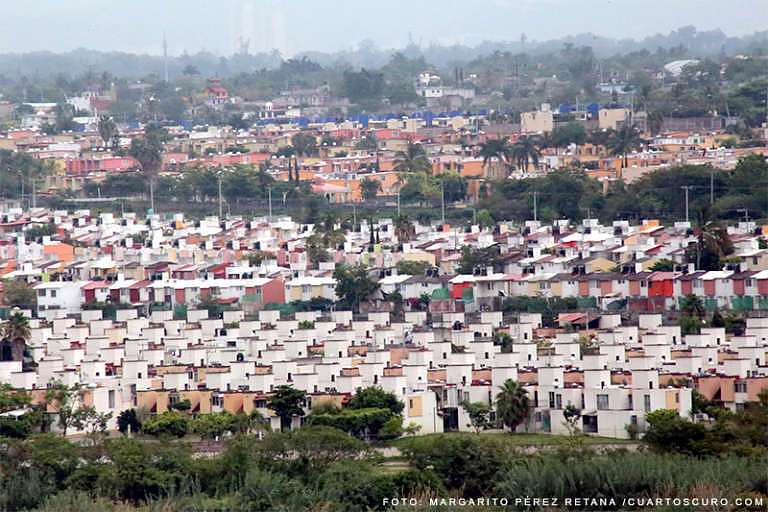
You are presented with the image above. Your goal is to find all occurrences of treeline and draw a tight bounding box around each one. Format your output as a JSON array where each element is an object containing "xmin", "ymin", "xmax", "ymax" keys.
[
  {"xmin": 481, "ymin": 154, "xmax": 768, "ymax": 223},
  {"xmin": 2, "ymin": 428, "xmax": 767, "ymax": 511}
]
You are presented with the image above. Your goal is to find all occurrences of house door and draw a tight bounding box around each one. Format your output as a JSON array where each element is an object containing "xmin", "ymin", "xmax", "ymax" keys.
[{"xmin": 442, "ymin": 407, "xmax": 459, "ymax": 432}]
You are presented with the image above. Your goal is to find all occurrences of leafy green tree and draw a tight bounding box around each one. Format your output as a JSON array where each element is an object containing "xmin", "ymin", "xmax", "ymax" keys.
[
  {"xmin": 401, "ymin": 434, "xmax": 509, "ymax": 497},
  {"xmin": 140, "ymin": 411, "xmax": 189, "ymax": 438},
  {"xmin": 267, "ymin": 385, "xmax": 306, "ymax": 431},
  {"xmin": 192, "ymin": 412, "xmax": 236, "ymax": 439},
  {"xmin": 308, "ymin": 407, "xmax": 396, "ymax": 440},
  {"xmin": 396, "ymin": 259, "xmax": 429, "ymax": 276},
  {"xmin": 550, "ymin": 122, "xmax": 587, "ymax": 149},
  {"xmin": 394, "ymin": 215, "xmax": 416, "ymax": 242},
  {"xmin": 333, "ymin": 264, "xmax": 380, "ymax": 313},
  {"xmin": 649, "ymin": 259, "xmax": 675, "ymax": 271},
  {"xmin": 3, "ymin": 281, "xmax": 37, "ymax": 308},
  {"xmin": 348, "ymin": 387, "xmax": 404, "ymax": 415},
  {"xmin": 643, "ymin": 409, "xmax": 721, "ymax": 456},
  {"xmin": 291, "ymin": 132, "xmax": 317, "ymax": 158},
  {"xmin": 117, "ymin": 409, "xmax": 141, "ymax": 435},
  {"xmin": 461, "ymin": 400, "xmax": 493, "ymax": 433},
  {"xmin": 495, "ymin": 379, "xmax": 530, "ymax": 433},
  {"xmin": 341, "ymin": 69, "xmax": 384, "ymax": 104}
]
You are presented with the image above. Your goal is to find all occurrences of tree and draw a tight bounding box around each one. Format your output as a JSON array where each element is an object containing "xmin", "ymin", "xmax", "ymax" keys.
[
  {"xmin": 192, "ymin": 412, "xmax": 237, "ymax": 439},
  {"xmin": 97, "ymin": 114, "xmax": 117, "ymax": 149},
  {"xmin": 267, "ymin": 385, "xmax": 306, "ymax": 431},
  {"xmin": 360, "ymin": 177, "xmax": 381, "ymax": 201},
  {"xmin": 73, "ymin": 406, "xmax": 112, "ymax": 445},
  {"xmin": 679, "ymin": 294, "xmax": 705, "ymax": 318},
  {"xmin": 2, "ymin": 312, "xmax": 30, "ymax": 347},
  {"xmin": 438, "ymin": 172, "xmax": 468, "ymax": 203},
  {"xmin": 687, "ymin": 222, "xmax": 734, "ymax": 271},
  {"xmin": 394, "ymin": 215, "xmax": 416, "ymax": 243},
  {"xmin": 550, "ymin": 122, "xmax": 587, "ymax": 150},
  {"xmin": 563, "ymin": 404, "xmax": 582, "ymax": 436},
  {"xmin": 291, "ymin": 132, "xmax": 317, "ymax": 158},
  {"xmin": 495, "ymin": 379, "xmax": 530, "ymax": 433},
  {"xmin": 396, "ymin": 260, "xmax": 429, "ymax": 276},
  {"xmin": 140, "ymin": 410, "xmax": 189, "ymax": 438},
  {"xmin": 649, "ymin": 259, "xmax": 675, "ymax": 271},
  {"xmin": 511, "ymin": 136, "xmax": 541, "ymax": 172},
  {"xmin": 348, "ymin": 387, "xmax": 404, "ymax": 415},
  {"xmin": 2, "ymin": 281, "xmax": 37, "ymax": 308},
  {"xmin": 457, "ymin": 245, "xmax": 503, "ymax": 274},
  {"xmin": 394, "ymin": 142, "xmax": 431, "ymax": 174},
  {"xmin": 333, "ymin": 264, "xmax": 380, "ymax": 313},
  {"xmin": 478, "ymin": 138, "xmax": 513, "ymax": 172},
  {"xmin": 128, "ymin": 124, "xmax": 167, "ymax": 212},
  {"xmin": 643, "ymin": 409, "xmax": 721, "ymax": 456},
  {"xmin": 608, "ymin": 123, "xmax": 644, "ymax": 170},
  {"xmin": 342, "ymin": 68, "xmax": 384, "ymax": 103},
  {"xmin": 117, "ymin": 409, "xmax": 141, "ymax": 435},
  {"xmin": 461, "ymin": 401, "xmax": 493, "ymax": 434},
  {"xmin": 476, "ymin": 209, "xmax": 495, "ymax": 229}
]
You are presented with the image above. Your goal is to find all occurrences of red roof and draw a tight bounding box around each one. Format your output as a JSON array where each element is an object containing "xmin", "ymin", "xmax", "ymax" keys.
[{"xmin": 81, "ymin": 281, "xmax": 109, "ymax": 290}]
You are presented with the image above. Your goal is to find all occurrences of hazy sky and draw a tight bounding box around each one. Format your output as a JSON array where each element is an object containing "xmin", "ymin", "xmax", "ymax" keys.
[{"xmin": 3, "ymin": 0, "xmax": 764, "ymax": 56}]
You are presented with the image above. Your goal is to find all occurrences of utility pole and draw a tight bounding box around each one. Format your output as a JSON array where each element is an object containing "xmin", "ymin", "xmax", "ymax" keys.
[
  {"xmin": 737, "ymin": 208, "xmax": 749, "ymax": 223},
  {"xmin": 31, "ymin": 177, "xmax": 36, "ymax": 209},
  {"xmin": 440, "ymin": 180, "xmax": 446, "ymax": 225},
  {"xmin": 353, "ymin": 202, "xmax": 357, "ymax": 228},
  {"xmin": 218, "ymin": 174, "xmax": 223, "ymax": 220},
  {"xmin": 681, "ymin": 186, "xmax": 693, "ymax": 223},
  {"xmin": 710, "ymin": 170, "xmax": 714, "ymax": 205},
  {"xmin": 532, "ymin": 191, "xmax": 538, "ymax": 222},
  {"xmin": 396, "ymin": 190, "xmax": 400, "ymax": 217},
  {"xmin": 267, "ymin": 186, "xmax": 272, "ymax": 220}
]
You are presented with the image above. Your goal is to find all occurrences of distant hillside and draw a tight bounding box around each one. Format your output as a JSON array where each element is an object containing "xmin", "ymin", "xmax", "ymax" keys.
[{"xmin": 0, "ymin": 26, "xmax": 766, "ymax": 80}]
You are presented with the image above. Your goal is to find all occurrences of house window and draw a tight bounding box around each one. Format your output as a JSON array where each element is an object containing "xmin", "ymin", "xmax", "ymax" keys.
[
  {"xmin": 50, "ymin": 290, "xmax": 57, "ymax": 298},
  {"xmin": 548, "ymin": 391, "xmax": 555, "ymax": 408},
  {"xmin": 108, "ymin": 390, "xmax": 115, "ymax": 409},
  {"xmin": 734, "ymin": 382, "xmax": 747, "ymax": 393},
  {"xmin": 555, "ymin": 394, "xmax": 562, "ymax": 409},
  {"xmin": 37, "ymin": 289, "xmax": 46, "ymax": 297},
  {"xmin": 596, "ymin": 394, "xmax": 609, "ymax": 410},
  {"xmin": 643, "ymin": 394, "xmax": 651, "ymax": 412}
]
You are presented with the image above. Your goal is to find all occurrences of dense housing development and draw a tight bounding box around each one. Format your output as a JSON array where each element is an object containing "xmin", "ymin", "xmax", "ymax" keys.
[
  {"xmin": 1, "ymin": 207, "xmax": 768, "ymax": 439},
  {"xmin": 1, "ymin": 13, "xmax": 768, "ymax": 510}
]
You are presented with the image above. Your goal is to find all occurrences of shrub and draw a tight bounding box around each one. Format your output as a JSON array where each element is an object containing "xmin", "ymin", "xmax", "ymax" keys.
[{"xmin": 141, "ymin": 411, "xmax": 190, "ymax": 438}]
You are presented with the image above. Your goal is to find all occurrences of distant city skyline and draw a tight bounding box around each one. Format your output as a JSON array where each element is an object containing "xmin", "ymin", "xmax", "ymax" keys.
[{"xmin": 1, "ymin": 0, "xmax": 765, "ymax": 57}]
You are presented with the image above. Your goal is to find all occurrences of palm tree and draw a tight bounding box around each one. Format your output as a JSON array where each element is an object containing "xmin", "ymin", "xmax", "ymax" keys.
[
  {"xmin": 511, "ymin": 136, "xmax": 541, "ymax": 172},
  {"xmin": 2, "ymin": 312, "xmax": 30, "ymax": 346},
  {"xmin": 608, "ymin": 121, "xmax": 644, "ymax": 171},
  {"xmin": 97, "ymin": 114, "xmax": 117, "ymax": 149},
  {"xmin": 495, "ymin": 379, "xmax": 530, "ymax": 433},
  {"xmin": 394, "ymin": 142, "xmax": 431, "ymax": 175},
  {"xmin": 394, "ymin": 215, "xmax": 416, "ymax": 243},
  {"xmin": 360, "ymin": 177, "xmax": 382, "ymax": 202},
  {"xmin": 1, "ymin": 312, "xmax": 30, "ymax": 362},
  {"xmin": 679, "ymin": 295, "xmax": 705, "ymax": 318},
  {"xmin": 129, "ymin": 124, "xmax": 166, "ymax": 212},
  {"xmin": 478, "ymin": 138, "xmax": 513, "ymax": 175}
]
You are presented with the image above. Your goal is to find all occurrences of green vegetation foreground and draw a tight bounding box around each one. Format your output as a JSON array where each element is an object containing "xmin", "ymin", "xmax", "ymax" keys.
[{"xmin": 1, "ymin": 425, "xmax": 767, "ymax": 511}]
